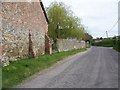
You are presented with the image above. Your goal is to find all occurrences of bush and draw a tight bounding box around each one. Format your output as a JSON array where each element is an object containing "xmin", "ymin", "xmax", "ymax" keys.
[
  {"xmin": 113, "ymin": 39, "xmax": 120, "ymax": 52},
  {"xmin": 92, "ymin": 39, "xmax": 113, "ymax": 47}
]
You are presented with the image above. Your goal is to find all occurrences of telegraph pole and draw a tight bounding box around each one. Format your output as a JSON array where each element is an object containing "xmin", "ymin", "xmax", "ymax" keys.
[{"xmin": 106, "ymin": 31, "xmax": 108, "ymax": 38}]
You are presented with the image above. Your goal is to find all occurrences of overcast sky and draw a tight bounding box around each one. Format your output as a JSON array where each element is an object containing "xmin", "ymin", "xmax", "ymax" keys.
[{"xmin": 42, "ymin": 0, "xmax": 119, "ymax": 38}]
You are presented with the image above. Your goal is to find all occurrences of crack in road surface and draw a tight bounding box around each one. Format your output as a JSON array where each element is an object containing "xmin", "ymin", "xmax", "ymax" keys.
[{"xmin": 17, "ymin": 46, "xmax": 118, "ymax": 88}]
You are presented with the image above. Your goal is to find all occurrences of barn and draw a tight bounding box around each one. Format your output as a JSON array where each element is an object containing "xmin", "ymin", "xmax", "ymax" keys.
[{"xmin": 1, "ymin": 0, "xmax": 49, "ymax": 66}]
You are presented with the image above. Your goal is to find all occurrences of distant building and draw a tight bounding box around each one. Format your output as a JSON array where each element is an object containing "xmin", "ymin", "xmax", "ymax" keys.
[{"xmin": 118, "ymin": 1, "xmax": 120, "ymax": 35}]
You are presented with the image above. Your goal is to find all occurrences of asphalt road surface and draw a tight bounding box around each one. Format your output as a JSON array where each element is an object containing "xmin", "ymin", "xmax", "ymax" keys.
[{"xmin": 17, "ymin": 46, "xmax": 119, "ymax": 88}]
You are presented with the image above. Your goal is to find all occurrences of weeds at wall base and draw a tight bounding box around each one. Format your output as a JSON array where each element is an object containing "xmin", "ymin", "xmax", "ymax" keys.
[{"xmin": 2, "ymin": 48, "xmax": 86, "ymax": 88}]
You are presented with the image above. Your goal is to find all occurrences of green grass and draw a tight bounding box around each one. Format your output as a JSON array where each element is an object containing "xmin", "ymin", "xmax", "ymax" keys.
[
  {"xmin": 86, "ymin": 45, "xmax": 91, "ymax": 48},
  {"xmin": 2, "ymin": 48, "xmax": 86, "ymax": 88},
  {"xmin": 0, "ymin": 68, "xmax": 2, "ymax": 90}
]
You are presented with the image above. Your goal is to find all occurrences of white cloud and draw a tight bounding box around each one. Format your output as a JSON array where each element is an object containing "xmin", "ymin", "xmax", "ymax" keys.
[{"xmin": 42, "ymin": 0, "xmax": 119, "ymax": 38}]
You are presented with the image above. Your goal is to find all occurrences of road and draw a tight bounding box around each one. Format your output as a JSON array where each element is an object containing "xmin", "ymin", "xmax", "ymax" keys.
[{"xmin": 17, "ymin": 46, "xmax": 119, "ymax": 88}]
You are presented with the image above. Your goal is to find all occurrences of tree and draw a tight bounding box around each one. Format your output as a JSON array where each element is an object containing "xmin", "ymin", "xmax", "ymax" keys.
[
  {"xmin": 82, "ymin": 33, "xmax": 93, "ymax": 41},
  {"xmin": 100, "ymin": 37, "xmax": 103, "ymax": 40},
  {"xmin": 47, "ymin": 2, "xmax": 85, "ymax": 40}
]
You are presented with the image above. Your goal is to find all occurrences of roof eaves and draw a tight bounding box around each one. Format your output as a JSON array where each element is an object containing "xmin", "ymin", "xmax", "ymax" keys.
[{"xmin": 39, "ymin": 0, "xmax": 49, "ymax": 24}]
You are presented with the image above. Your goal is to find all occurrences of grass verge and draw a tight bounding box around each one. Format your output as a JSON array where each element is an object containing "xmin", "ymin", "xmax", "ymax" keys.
[{"xmin": 2, "ymin": 48, "xmax": 86, "ymax": 88}]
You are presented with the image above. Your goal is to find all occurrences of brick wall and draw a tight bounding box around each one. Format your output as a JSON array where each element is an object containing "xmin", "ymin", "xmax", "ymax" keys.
[{"xmin": 1, "ymin": 2, "xmax": 48, "ymax": 66}]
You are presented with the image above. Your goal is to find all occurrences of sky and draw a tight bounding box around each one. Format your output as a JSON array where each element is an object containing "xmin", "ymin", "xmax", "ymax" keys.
[{"xmin": 42, "ymin": 0, "xmax": 119, "ymax": 38}]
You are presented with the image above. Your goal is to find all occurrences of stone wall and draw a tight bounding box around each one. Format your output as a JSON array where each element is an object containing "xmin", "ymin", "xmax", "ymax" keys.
[
  {"xmin": 1, "ymin": 2, "xmax": 48, "ymax": 66},
  {"xmin": 57, "ymin": 39, "xmax": 86, "ymax": 52},
  {"xmin": 0, "ymin": 2, "xmax": 2, "ymax": 66}
]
